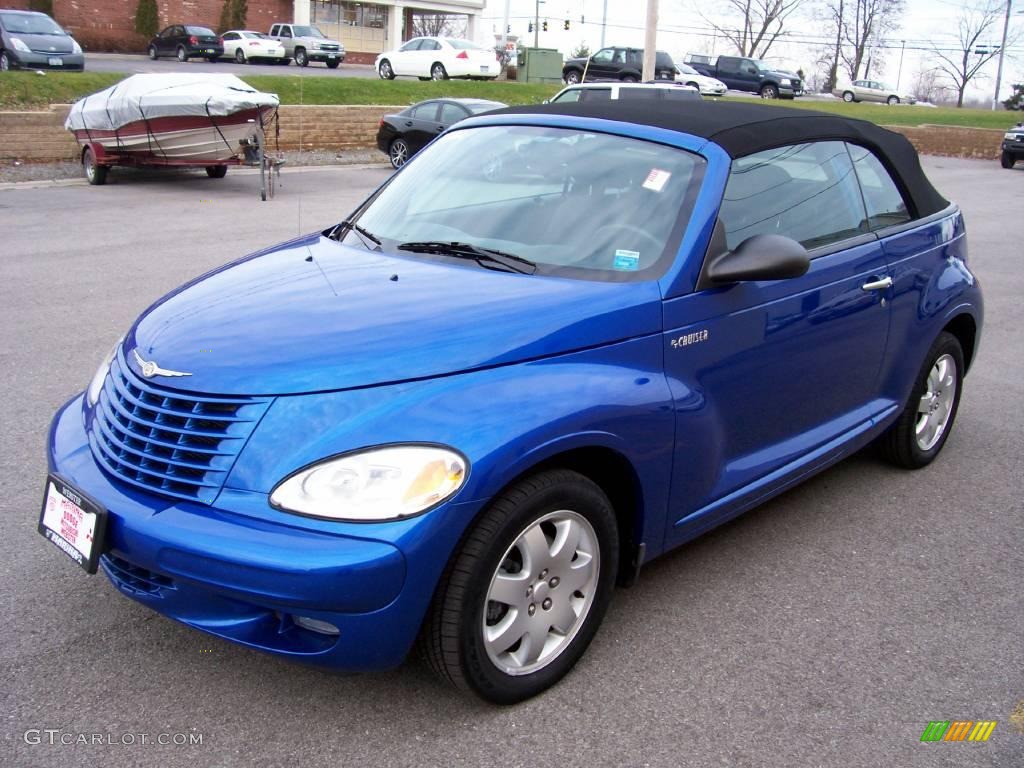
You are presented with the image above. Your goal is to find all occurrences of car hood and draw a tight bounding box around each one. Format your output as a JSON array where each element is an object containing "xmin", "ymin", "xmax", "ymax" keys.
[
  {"xmin": 566, "ymin": 56, "xmax": 588, "ymax": 68},
  {"xmin": 126, "ymin": 234, "xmax": 663, "ymax": 396},
  {"xmin": 768, "ymin": 68, "xmax": 800, "ymax": 81},
  {"xmin": 10, "ymin": 32, "xmax": 74, "ymax": 53}
]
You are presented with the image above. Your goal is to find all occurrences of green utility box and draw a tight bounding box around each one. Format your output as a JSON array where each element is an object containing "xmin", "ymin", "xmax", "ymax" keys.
[{"xmin": 516, "ymin": 47, "xmax": 564, "ymax": 83}]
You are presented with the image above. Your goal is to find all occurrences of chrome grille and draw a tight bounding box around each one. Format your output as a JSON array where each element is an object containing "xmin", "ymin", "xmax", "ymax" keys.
[{"xmin": 88, "ymin": 350, "xmax": 269, "ymax": 504}]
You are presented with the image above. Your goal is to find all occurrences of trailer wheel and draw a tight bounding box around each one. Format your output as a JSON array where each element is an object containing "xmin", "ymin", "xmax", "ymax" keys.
[
  {"xmin": 83, "ymin": 147, "xmax": 107, "ymax": 186},
  {"xmin": 205, "ymin": 165, "xmax": 228, "ymax": 179}
]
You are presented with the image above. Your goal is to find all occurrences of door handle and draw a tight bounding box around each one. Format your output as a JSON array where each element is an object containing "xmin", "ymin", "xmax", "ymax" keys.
[{"xmin": 861, "ymin": 276, "xmax": 893, "ymax": 291}]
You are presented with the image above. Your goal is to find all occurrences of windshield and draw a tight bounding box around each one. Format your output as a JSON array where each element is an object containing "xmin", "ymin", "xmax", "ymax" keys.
[
  {"xmin": 292, "ymin": 25, "xmax": 326, "ymax": 38},
  {"xmin": 447, "ymin": 39, "xmax": 487, "ymax": 50},
  {"xmin": 465, "ymin": 101, "xmax": 505, "ymax": 114},
  {"xmin": 348, "ymin": 125, "xmax": 705, "ymax": 281},
  {"xmin": 677, "ymin": 63, "xmax": 698, "ymax": 75},
  {"xmin": 243, "ymin": 32, "xmax": 270, "ymax": 39},
  {"xmin": 1, "ymin": 12, "xmax": 65, "ymax": 35}
]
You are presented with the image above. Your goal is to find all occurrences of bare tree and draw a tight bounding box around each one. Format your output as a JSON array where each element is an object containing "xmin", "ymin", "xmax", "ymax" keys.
[
  {"xmin": 701, "ymin": 0, "xmax": 807, "ymax": 59},
  {"xmin": 412, "ymin": 14, "xmax": 466, "ymax": 38},
  {"xmin": 928, "ymin": 1, "xmax": 1018, "ymax": 108},
  {"xmin": 841, "ymin": 0, "xmax": 904, "ymax": 81},
  {"xmin": 912, "ymin": 66, "xmax": 948, "ymax": 103}
]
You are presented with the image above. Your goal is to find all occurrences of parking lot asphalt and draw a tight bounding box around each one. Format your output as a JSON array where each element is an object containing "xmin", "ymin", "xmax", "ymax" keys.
[{"xmin": 1, "ymin": 158, "xmax": 1021, "ymax": 768}]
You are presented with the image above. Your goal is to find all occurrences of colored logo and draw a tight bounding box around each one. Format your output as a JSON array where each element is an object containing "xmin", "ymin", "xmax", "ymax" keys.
[{"xmin": 920, "ymin": 720, "xmax": 997, "ymax": 742}]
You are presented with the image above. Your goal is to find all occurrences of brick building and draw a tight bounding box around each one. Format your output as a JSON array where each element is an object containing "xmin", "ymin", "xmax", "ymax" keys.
[{"xmin": 7, "ymin": 0, "xmax": 485, "ymax": 63}]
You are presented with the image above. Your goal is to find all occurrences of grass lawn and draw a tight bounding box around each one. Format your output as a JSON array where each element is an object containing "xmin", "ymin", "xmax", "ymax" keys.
[{"xmin": 0, "ymin": 70, "xmax": 1017, "ymax": 130}]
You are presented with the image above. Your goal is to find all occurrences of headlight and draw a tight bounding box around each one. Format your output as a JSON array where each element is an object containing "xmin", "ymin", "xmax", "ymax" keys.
[
  {"xmin": 86, "ymin": 337, "xmax": 123, "ymax": 407},
  {"xmin": 780, "ymin": 78, "xmax": 791, "ymax": 85},
  {"xmin": 311, "ymin": 41, "xmax": 322, "ymax": 49},
  {"xmin": 1006, "ymin": 132, "xmax": 1020, "ymax": 140},
  {"xmin": 11, "ymin": 37, "xmax": 30, "ymax": 52},
  {"xmin": 71, "ymin": 39, "xmax": 82, "ymax": 54},
  {"xmin": 270, "ymin": 445, "xmax": 467, "ymax": 521}
]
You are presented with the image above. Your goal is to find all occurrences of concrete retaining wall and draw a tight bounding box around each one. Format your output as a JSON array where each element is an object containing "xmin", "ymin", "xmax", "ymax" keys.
[{"xmin": 0, "ymin": 104, "xmax": 1010, "ymax": 163}]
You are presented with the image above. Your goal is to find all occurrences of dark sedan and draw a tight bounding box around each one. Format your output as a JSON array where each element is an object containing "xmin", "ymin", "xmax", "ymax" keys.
[
  {"xmin": 377, "ymin": 98, "xmax": 505, "ymax": 168},
  {"xmin": 147, "ymin": 25, "xmax": 223, "ymax": 63}
]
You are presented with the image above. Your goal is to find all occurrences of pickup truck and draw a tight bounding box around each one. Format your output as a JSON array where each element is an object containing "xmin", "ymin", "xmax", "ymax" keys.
[
  {"xmin": 268, "ymin": 22, "xmax": 345, "ymax": 68},
  {"xmin": 685, "ymin": 55, "xmax": 802, "ymax": 99}
]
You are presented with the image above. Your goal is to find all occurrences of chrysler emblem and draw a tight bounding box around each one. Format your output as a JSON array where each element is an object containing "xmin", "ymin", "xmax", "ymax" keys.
[{"xmin": 132, "ymin": 348, "xmax": 192, "ymax": 378}]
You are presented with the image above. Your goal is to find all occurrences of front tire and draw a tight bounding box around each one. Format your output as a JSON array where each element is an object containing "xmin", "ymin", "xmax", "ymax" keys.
[
  {"xmin": 564, "ymin": 69, "xmax": 581, "ymax": 85},
  {"xmin": 83, "ymin": 147, "xmax": 107, "ymax": 186},
  {"xmin": 388, "ymin": 138, "xmax": 410, "ymax": 169},
  {"xmin": 294, "ymin": 48, "xmax": 308, "ymax": 67},
  {"xmin": 205, "ymin": 165, "xmax": 228, "ymax": 178},
  {"xmin": 421, "ymin": 469, "xmax": 619, "ymax": 704},
  {"xmin": 877, "ymin": 332, "xmax": 964, "ymax": 469},
  {"xmin": 325, "ymin": 59, "xmax": 340, "ymax": 69},
  {"xmin": 378, "ymin": 59, "xmax": 395, "ymax": 79},
  {"xmin": 147, "ymin": 45, "xmax": 158, "ymax": 60},
  {"xmin": 1001, "ymin": 151, "xmax": 1016, "ymax": 169},
  {"xmin": 621, "ymin": 74, "xmax": 639, "ymax": 83},
  {"xmin": 760, "ymin": 83, "xmax": 779, "ymax": 99}
]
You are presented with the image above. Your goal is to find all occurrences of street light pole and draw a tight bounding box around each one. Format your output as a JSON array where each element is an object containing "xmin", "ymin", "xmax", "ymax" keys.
[
  {"xmin": 992, "ymin": 0, "xmax": 1012, "ymax": 110},
  {"xmin": 534, "ymin": 0, "xmax": 539, "ymax": 48},
  {"xmin": 600, "ymin": 0, "xmax": 608, "ymax": 48},
  {"xmin": 896, "ymin": 40, "xmax": 905, "ymax": 92}
]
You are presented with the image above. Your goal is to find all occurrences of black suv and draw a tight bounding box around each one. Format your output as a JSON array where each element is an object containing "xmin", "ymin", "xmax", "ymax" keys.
[
  {"xmin": 1001, "ymin": 122, "xmax": 1024, "ymax": 169},
  {"xmin": 562, "ymin": 47, "xmax": 677, "ymax": 84}
]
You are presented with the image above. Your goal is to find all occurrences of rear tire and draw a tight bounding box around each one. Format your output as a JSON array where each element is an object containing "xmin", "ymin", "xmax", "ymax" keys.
[
  {"xmin": 420, "ymin": 469, "xmax": 619, "ymax": 704},
  {"xmin": 206, "ymin": 56, "xmax": 218, "ymax": 63},
  {"xmin": 205, "ymin": 165, "xmax": 228, "ymax": 179},
  {"xmin": 887, "ymin": 95, "xmax": 899, "ymax": 105},
  {"xmin": 83, "ymin": 147, "xmax": 107, "ymax": 186},
  {"xmin": 294, "ymin": 48, "xmax": 308, "ymax": 67},
  {"xmin": 621, "ymin": 74, "xmax": 639, "ymax": 83},
  {"xmin": 388, "ymin": 138, "xmax": 410, "ymax": 169},
  {"xmin": 1001, "ymin": 151, "xmax": 1016, "ymax": 169},
  {"xmin": 176, "ymin": 46, "xmax": 187, "ymax": 62},
  {"xmin": 430, "ymin": 62, "xmax": 448, "ymax": 80},
  {"xmin": 234, "ymin": 49, "xmax": 246, "ymax": 64},
  {"xmin": 877, "ymin": 332, "xmax": 964, "ymax": 469}
]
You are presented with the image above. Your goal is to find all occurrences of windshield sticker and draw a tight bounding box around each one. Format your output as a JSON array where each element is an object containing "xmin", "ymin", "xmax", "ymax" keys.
[
  {"xmin": 643, "ymin": 169, "xmax": 671, "ymax": 192},
  {"xmin": 613, "ymin": 249, "xmax": 640, "ymax": 271}
]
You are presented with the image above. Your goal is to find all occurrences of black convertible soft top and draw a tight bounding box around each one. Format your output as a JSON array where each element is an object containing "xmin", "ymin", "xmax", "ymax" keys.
[{"xmin": 487, "ymin": 100, "xmax": 950, "ymax": 219}]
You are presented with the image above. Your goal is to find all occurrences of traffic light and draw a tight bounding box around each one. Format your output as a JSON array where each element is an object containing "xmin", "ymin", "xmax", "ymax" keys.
[
  {"xmin": 564, "ymin": 19, "xmax": 570, "ymax": 30},
  {"xmin": 542, "ymin": 21, "xmax": 548, "ymax": 32},
  {"xmin": 507, "ymin": 25, "xmax": 511, "ymax": 34},
  {"xmin": 528, "ymin": 22, "xmax": 533, "ymax": 32}
]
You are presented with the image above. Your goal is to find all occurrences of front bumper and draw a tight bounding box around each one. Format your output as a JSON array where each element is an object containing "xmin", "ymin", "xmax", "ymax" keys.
[
  {"xmin": 6, "ymin": 50, "xmax": 84, "ymax": 70},
  {"xmin": 46, "ymin": 394, "xmax": 482, "ymax": 670},
  {"xmin": 1002, "ymin": 138, "xmax": 1024, "ymax": 157},
  {"xmin": 308, "ymin": 49, "xmax": 345, "ymax": 63}
]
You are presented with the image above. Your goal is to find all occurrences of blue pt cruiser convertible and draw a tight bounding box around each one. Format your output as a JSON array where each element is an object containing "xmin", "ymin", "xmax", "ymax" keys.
[{"xmin": 41, "ymin": 101, "xmax": 983, "ymax": 703}]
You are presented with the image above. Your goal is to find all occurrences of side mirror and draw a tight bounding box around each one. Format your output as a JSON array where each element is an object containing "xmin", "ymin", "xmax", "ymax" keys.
[{"xmin": 705, "ymin": 234, "xmax": 810, "ymax": 284}]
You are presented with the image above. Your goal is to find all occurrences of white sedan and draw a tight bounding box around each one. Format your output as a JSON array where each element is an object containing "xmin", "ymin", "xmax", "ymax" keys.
[
  {"xmin": 675, "ymin": 63, "xmax": 727, "ymax": 97},
  {"xmin": 376, "ymin": 37, "xmax": 498, "ymax": 81},
  {"xmin": 220, "ymin": 30, "xmax": 286, "ymax": 64}
]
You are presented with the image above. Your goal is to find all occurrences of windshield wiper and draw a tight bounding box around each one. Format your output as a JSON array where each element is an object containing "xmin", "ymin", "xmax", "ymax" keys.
[
  {"xmin": 397, "ymin": 241, "xmax": 536, "ymax": 274},
  {"xmin": 332, "ymin": 219, "xmax": 381, "ymax": 250}
]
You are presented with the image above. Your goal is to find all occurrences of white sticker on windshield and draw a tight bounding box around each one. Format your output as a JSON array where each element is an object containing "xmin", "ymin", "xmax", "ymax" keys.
[{"xmin": 643, "ymin": 169, "xmax": 671, "ymax": 192}]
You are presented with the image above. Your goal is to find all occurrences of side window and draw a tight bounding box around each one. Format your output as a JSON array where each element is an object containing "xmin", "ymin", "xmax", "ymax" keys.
[
  {"xmin": 847, "ymin": 144, "xmax": 911, "ymax": 229},
  {"xmin": 423, "ymin": 40, "xmax": 441, "ymax": 51},
  {"xmin": 409, "ymin": 102, "xmax": 439, "ymax": 120},
  {"xmin": 439, "ymin": 103, "xmax": 467, "ymax": 123},
  {"xmin": 717, "ymin": 57, "xmax": 738, "ymax": 74},
  {"xmin": 400, "ymin": 39, "xmax": 421, "ymax": 51},
  {"xmin": 270, "ymin": 25, "xmax": 279, "ymax": 36},
  {"xmin": 591, "ymin": 48, "xmax": 613, "ymax": 63},
  {"xmin": 551, "ymin": 88, "xmax": 582, "ymax": 103},
  {"xmin": 579, "ymin": 88, "xmax": 612, "ymax": 102},
  {"xmin": 617, "ymin": 87, "xmax": 657, "ymax": 100},
  {"xmin": 281, "ymin": 26, "xmax": 292, "ymax": 38},
  {"xmin": 720, "ymin": 141, "xmax": 868, "ymax": 251},
  {"xmin": 223, "ymin": 32, "xmax": 238, "ymax": 41}
]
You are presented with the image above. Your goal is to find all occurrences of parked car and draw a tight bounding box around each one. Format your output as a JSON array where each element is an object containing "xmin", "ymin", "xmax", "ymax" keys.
[
  {"xmin": 674, "ymin": 62, "xmax": 727, "ymax": 96},
  {"xmin": 268, "ymin": 22, "xmax": 344, "ymax": 68},
  {"xmin": 377, "ymin": 98, "xmax": 505, "ymax": 168},
  {"xmin": 834, "ymin": 79, "xmax": 916, "ymax": 105},
  {"xmin": 686, "ymin": 54, "xmax": 803, "ymax": 98},
  {"xmin": 0, "ymin": 9, "xmax": 83, "ymax": 71},
  {"xmin": 1001, "ymin": 122, "xmax": 1024, "ymax": 168},
  {"xmin": 376, "ymin": 37, "xmax": 498, "ymax": 81},
  {"xmin": 220, "ymin": 30, "xmax": 285, "ymax": 64},
  {"xmin": 547, "ymin": 82, "xmax": 700, "ymax": 104},
  {"xmin": 40, "ymin": 100, "xmax": 982, "ymax": 704},
  {"xmin": 562, "ymin": 47, "xmax": 677, "ymax": 84},
  {"xmin": 147, "ymin": 25, "xmax": 223, "ymax": 62}
]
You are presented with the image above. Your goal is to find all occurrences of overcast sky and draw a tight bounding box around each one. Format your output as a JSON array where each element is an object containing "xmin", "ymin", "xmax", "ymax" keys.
[{"xmin": 479, "ymin": 0, "xmax": 1023, "ymax": 104}]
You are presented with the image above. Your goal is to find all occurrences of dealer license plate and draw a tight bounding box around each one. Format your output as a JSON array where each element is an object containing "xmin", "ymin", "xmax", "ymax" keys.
[
  {"xmin": 48, "ymin": 57, "xmax": 62, "ymax": 66},
  {"xmin": 480, "ymin": 66, "xmax": 489, "ymax": 73},
  {"xmin": 38, "ymin": 475, "xmax": 107, "ymax": 573}
]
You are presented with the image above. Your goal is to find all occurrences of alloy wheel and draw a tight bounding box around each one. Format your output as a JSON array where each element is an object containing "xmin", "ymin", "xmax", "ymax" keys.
[
  {"xmin": 482, "ymin": 510, "xmax": 599, "ymax": 676},
  {"xmin": 915, "ymin": 354, "xmax": 957, "ymax": 451},
  {"xmin": 389, "ymin": 140, "xmax": 408, "ymax": 168}
]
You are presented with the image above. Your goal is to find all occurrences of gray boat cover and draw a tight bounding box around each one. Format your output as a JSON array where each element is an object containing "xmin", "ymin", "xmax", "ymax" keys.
[{"xmin": 65, "ymin": 73, "xmax": 279, "ymax": 131}]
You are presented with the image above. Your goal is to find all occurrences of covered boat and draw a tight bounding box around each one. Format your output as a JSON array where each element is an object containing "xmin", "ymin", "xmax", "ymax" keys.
[{"xmin": 65, "ymin": 73, "xmax": 280, "ymax": 170}]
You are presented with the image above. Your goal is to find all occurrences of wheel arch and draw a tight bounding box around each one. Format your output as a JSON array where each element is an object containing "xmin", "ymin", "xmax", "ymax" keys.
[{"xmin": 942, "ymin": 312, "xmax": 978, "ymax": 372}]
